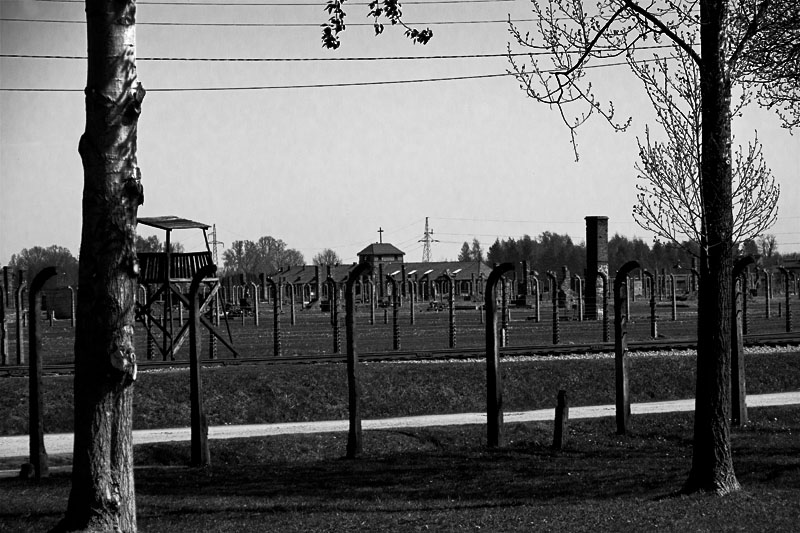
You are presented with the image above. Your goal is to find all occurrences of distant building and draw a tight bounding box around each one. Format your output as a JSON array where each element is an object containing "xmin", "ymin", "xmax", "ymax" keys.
[
  {"xmin": 357, "ymin": 243, "xmax": 405, "ymax": 268},
  {"xmin": 265, "ymin": 241, "xmax": 492, "ymax": 306}
]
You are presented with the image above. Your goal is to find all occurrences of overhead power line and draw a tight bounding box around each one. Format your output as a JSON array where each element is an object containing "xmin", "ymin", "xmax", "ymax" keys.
[
  {"xmin": 28, "ymin": 0, "xmax": 518, "ymax": 5},
  {"xmin": 0, "ymin": 58, "xmax": 663, "ymax": 92},
  {"xmin": 1, "ymin": 72, "xmax": 515, "ymax": 92},
  {"xmin": 2, "ymin": 17, "xmax": 540, "ymax": 27},
  {"xmin": 0, "ymin": 45, "xmax": 675, "ymax": 62}
]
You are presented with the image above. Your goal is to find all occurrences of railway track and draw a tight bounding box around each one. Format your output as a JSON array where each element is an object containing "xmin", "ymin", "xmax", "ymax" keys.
[{"xmin": 2, "ymin": 331, "xmax": 798, "ymax": 377}]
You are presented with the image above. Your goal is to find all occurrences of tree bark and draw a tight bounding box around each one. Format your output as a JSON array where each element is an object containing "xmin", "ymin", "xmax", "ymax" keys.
[
  {"xmin": 55, "ymin": 1, "xmax": 143, "ymax": 531},
  {"xmin": 684, "ymin": 0, "xmax": 740, "ymax": 495}
]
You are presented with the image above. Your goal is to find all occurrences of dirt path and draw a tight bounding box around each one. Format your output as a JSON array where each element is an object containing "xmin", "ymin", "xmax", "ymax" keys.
[{"xmin": 2, "ymin": 391, "xmax": 798, "ymax": 464}]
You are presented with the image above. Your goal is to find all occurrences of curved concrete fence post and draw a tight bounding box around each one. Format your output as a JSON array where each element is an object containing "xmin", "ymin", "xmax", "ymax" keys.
[
  {"xmin": 485, "ymin": 262, "xmax": 514, "ymax": 448},
  {"xmin": 27, "ymin": 266, "xmax": 57, "ymax": 480},
  {"xmin": 189, "ymin": 264, "xmax": 216, "ymax": 467},
  {"xmin": 732, "ymin": 256, "xmax": 755, "ymax": 427},
  {"xmin": 345, "ymin": 262, "xmax": 371, "ymax": 459},
  {"xmin": 615, "ymin": 260, "xmax": 640, "ymax": 435}
]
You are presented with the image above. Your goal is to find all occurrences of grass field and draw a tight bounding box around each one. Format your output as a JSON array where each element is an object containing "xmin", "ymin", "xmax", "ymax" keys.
[
  {"xmin": 1, "ymin": 347, "xmax": 799, "ymax": 531},
  {"xmin": 5, "ymin": 294, "xmax": 795, "ymax": 365}
]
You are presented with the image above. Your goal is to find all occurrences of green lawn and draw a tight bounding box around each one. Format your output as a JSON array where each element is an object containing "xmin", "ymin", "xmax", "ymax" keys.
[{"xmin": 1, "ymin": 349, "xmax": 798, "ymax": 531}]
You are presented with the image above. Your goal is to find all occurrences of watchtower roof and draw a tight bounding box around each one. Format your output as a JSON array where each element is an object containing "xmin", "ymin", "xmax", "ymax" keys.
[
  {"xmin": 138, "ymin": 216, "xmax": 210, "ymax": 231},
  {"xmin": 357, "ymin": 243, "xmax": 405, "ymax": 257}
]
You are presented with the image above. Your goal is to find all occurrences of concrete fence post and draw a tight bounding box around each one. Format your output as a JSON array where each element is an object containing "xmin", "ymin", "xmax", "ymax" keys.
[
  {"xmin": 485, "ymin": 263, "xmax": 514, "ymax": 448},
  {"xmin": 26, "ymin": 266, "xmax": 57, "ymax": 480},
  {"xmin": 615, "ymin": 261, "xmax": 640, "ymax": 435}
]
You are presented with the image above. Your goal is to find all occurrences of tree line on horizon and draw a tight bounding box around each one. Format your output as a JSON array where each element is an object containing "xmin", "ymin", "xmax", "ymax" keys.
[{"xmin": 3, "ymin": 231, "xmax": 789, "ymax": 292}]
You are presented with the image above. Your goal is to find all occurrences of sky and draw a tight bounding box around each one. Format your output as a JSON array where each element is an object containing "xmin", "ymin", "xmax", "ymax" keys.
[{"xmin": 1, "ymin": 0, "xmax": 798, "ymax": 268}]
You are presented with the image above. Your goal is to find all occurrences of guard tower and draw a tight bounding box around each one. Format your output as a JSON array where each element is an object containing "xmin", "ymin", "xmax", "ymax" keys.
[{"xmin": 136, "ymin": 216, "xmax": 235, "ymax": 360}]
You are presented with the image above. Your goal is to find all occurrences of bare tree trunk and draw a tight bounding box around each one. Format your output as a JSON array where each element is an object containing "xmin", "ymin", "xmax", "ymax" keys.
[
  {"xmin": 55, "ymin": 1, "xmax": 144, "ymax": 531},
  {"xmin": 685, "ymin": 0, "xmax": 739, "ymax": 495}
]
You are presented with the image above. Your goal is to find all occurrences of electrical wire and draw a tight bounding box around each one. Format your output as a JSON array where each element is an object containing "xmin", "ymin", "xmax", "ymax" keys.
[
  {"xmin": 0, "ymin": 58, "xmax": 668, "ymax": 92},
  {"xmin": 0, "ymin": 44, "xmax": 676, "ymax": 62},
  {"xmin": 1, "ymin": 17, "xmax": 540, "ymax": 27},
  {"xmin": 25, "ymin": 0, "xmax": 519, "ymax": 5}
]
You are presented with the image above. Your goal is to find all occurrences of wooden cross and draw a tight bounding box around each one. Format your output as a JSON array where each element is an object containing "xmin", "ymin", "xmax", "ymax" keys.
[{"xmin": 378, "ymin": 227, "xmax": 384, "ymax": 243}]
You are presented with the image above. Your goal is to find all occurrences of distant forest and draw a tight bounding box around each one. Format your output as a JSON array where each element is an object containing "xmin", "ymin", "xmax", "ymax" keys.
[{"xmin": 482, "ymin": 232, "xmax": 787, "ymax": 277}]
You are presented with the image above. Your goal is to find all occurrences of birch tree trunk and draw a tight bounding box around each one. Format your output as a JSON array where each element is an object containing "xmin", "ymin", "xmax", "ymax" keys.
[
  {"xmin": 685, "ymin": 0, "xmax": 739, "ymax": 495},
  {"xmin": 55, "ymin": 1, "xmax": 144, "ymax": 530}
]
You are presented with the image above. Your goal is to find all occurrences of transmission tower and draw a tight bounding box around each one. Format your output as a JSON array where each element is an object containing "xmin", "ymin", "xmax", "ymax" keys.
[
  {"xmin": 419, "ymin": 217, "xmax": 438, "ymax": 262},
  {"xmin": 209, "ymin": 224, "xmax": 224, "ymax": 266}
]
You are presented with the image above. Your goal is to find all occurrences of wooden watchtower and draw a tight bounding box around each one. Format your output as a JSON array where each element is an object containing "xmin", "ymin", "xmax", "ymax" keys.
[{"xmin": 136, "ymin": 216, "xmax": 236, "ymax": 360}]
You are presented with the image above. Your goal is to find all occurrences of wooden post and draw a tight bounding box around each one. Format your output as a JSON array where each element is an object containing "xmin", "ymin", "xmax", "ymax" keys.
[
  {"xmin": 15, "ymin": 270, "xmax": 26, "ymax": 365},
  {"xmin": 26, "ymin": 267, "xmax": 57, "ymax": 480},
  {"xmin": 346, "ymin": 263, "xmax": 371, "ymax": 459},
  {"xmin": 532, "ymin": 276, "xmax": 540, "ymax": 323},
  {"xmin": 778, "ymin": 267, "xmax": 793, "ymax": 333},
  {"xmin": 670, "ymin": 274, "xmax": 677, "ymax": 321},
  {"xmin": 328, "ymin": 277, "xmax": 340, "ymax": 354},
  {"xmin": 2, "ymin": 266, "xmax": 9, "ymax": 309},
  {"xmin": 369, "ymin": 278, "xmax": 376, "ymax": 326},
  {"xmin": 67, "ymin": 285, "xmax": 76, "ymax": 328},
  {"xmin": 189, "ymin": 264, "xmax": 214, "ymax": 467},
  {"xmin": 552, "ymin": 390, "xmax": 569, "ymax": 450},
  {"xmin": 485, "ymin": 263, "xmax": 513, "ymax": 448},
  {"xmin": 250, "ymin": 282, "xmax": 259, "ymax": 327},
  {"xmin": 449, "ymin": 275, "xmax": 456, "ymax": 348},
  {"xmin": 764, "ymin": 269, "xmax": 771, "ymax": 319},
  {"xmin": 643, "ymin": 271, "xmax": 657, "ymax": 339},
  {"xmin": 265, "ymin": 278, "xmax": 281, "ymax": 357},
  {"xmin": 500, "ymin": 278, "xmax": 508, "ymax": 347},
  {"xmin": 409, "ymin": 278, "xmax": 416, "ymax": 326},
  {"xmin": 290, "ymin": 283, "xmax": 296, "ymax": 326},
  {"xmin": 615, "ymin": 261, "xmax": 640, "ymax": 435},
  {"xmin": 575, "ymin": 275, "xmax": 583, "ymax": 321},
  {"xmin": 387, "ymin": 276, "xmax": 400, "ymax": 350},
  {"xmin": 597, "ymin": 271, "xmax": 609, "ymax": 343},
  {"xmin": 1, "ymin": 291, "xmax": 7, "ymax": 365},
  {"xmin": 547, "ymin": 271, "xmax": 559, "ymax": 345},
  {"xmin": 731, "ymin": 256, "xmax": 754, "ymax": 427}
]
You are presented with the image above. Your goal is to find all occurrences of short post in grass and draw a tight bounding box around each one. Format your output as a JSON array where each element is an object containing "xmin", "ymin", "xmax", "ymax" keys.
[
  {"xmin": 778, "ymin": 267, "xmax": 793, "ymax": 333},
  {"xmin": 546, "ymin": 271, "xmax": 559, "ymax": 345},
  {"xmin": 189, "ymin": 264, "xmax": 214, "ymax": 468},
  {"xmin": 15, "ymin": 270, "xmax": 26, "ymax": 365},
  {"xmin": 26, "ymin": 266, "xmax": 57, "ymax": 480},
  {"xmin": 345, "ymin": 263, "xmax": 371, "ymax": 459},
  {"xmin": 265, "ymin": 277, "xmax": 281, "ymax": 357},
  {"xmin": 552, "ymin": 390, "xmax": 569, "ymax": 450},
  {"xmin": 485, "ymin": 263, "xmax": 514, "ymax": 448},
  {"xmin": 615, "ymin": 261, "xmax": 640, "ymax": 435},
  {"xmin": 732, "ymin": 256, "xmax": 755, "ymax": 427},
  {"xmin": 448, "ymin": 273, "xmax": 456, "ymax": 348},
  {"xmin": 597, "ymin": 271, "xmax": 609, "ymax": 343},
  {"xmin": 386, "ymin": 275, "xmax": 400, "ymax": 350},
  {"xmin": 643, "ymin": 270, "xmax": 657, "ymax": 339}
]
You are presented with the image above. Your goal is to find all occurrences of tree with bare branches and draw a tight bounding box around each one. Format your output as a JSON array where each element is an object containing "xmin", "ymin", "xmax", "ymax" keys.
[
  {"xmin": 508, "ymin": 0, "xmax": 792, "ymax": 495},
  {"xmin": 629, "ymin": 46, "xmax": 780, "ymax": 250}
]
